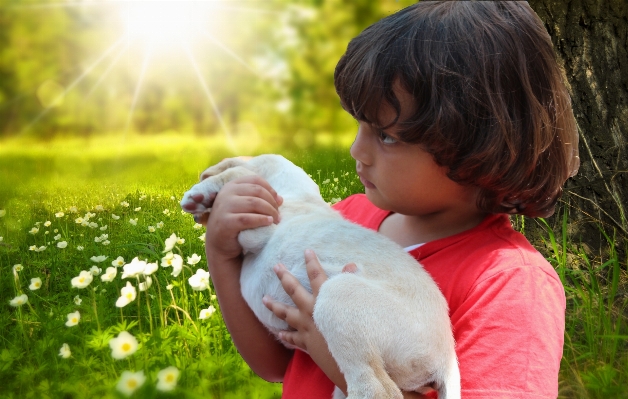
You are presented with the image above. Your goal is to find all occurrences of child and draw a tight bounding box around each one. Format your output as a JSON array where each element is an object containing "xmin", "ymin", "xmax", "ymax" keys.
[{"xmin": 201, "ymin": 2, "xmax": 580, "ymax": 398}]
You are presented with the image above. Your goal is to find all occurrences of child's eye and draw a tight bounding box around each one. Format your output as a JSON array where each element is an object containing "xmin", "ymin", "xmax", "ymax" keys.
[{"xmin": 378, "ymin": 130, "xmax": 398, "ymax": 145}]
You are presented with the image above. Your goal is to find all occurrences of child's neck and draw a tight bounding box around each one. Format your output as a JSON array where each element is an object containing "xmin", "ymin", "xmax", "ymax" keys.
[{"xmin": 378, "ymin": 210, "xmax": 488, "ymax": 247}]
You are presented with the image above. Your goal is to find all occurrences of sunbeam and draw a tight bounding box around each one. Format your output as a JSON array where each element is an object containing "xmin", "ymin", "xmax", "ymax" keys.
[
  {"xmin": 182, "ymin": 43, "xmax": 231, "ymax": 142},
  {"xmin": 199, "ymin": 28, "xmax": 260, "ymax": 77},
  {"xmin": 85, "ymin": 37, "xmax": 128, "ymax": 99},
  {"xmin": 124, "ymin": 47, "xmax": 153, "ymax": 134},
  {"xmin": 22, "ymin": 36, "xmax": 127, "ymax": 133}
]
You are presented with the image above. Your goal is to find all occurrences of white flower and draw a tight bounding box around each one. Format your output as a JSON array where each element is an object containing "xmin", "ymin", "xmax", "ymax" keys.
[
  {"xmin": 112, "ymin": 214, "xmax": 120, "ymax": 220},
  {"xmin": 116, "ymin": 370, "xmax": 145, "ymax": 397},
  {"xmin": 143, "ymin": 262, "xmax": 158, "ymax": 276},
  {"xmin": 71, "ymin": 270, "xmax": 93, "ymax": 289},
  {"xmin": 54, "ymin": 234, "xmax": 61, "ymax": 240},
  {"xmin": 156, "ymin": 221, "xmax": 164, "ymax": 228},
  {"xmin": 65, "ymin": 311, "xmax": 80, "ymax": 327},
  {"xmin": 161, "ymin": 252, "xmax": 183, "ymax": 277},
  {"xmin": 37, "ymin": 245, "xmax": 47, "ymax": 252},
  {"xmin": 0, "ymin": 209, "xmax": 5, "ymax": 217},
  {"xmin": 55, "ymin": 211, "xmax": 65, "ymax": 218},
  {"xmin": 75, "ymin": 217, "xmax": 84, "ymax": 224},
  {"xmin": 29, "ymin": 277, "xmax": 42, "ymax": 291},
  {"xmin": 101, "ymin": 267, "xmax": 117, "ymax": 282},
  {"xmin": 29, "ymin": 245, "xmax": 37, "ymax": 251},
  {"xmin": 163, "ymin": 233, "xmax": 178, "ymax": 252},
  {"xmin": 102, "ymin": 240, "xmax": 110, "ymax": 246},
  {"xmin": 129, "ymin": 218, "xmax": 138, "ymax": 226},
  {"xmin": 134, "ymin": 207, "xmax": 141, "ymax": 212},
  {"xmin": 156, "ymin": 366, "xmax": 180, "ymax": 392},
  {"xmin": 74, "ymin": 295, "xmax": 82, "ymax": 305},
  {"xmin": 95, "ymin": 205, "xmax": 104, "ymax": 211},
  {"xmin": 187, "ymin": 253, "xmax": 202, "ymax": 265},
  {"xmin": 13, "ymin": 264, "xmax": 23, "ymax": 273},
  {"xmin": 45, "ymin": 231, "xmax": 49, "ymax": 235},
  {"xmin": 166, "ymin": 284, "xmax": 173, "ymax": 290},
  {"xmin": 90, "ymin": 265, "xmax": 102, "ymax": 276},
  {"xmin": 88, "ymin": 222, "xmax": 98, "ymax": 228},
  {"xmin": 69, "ymin": 206, "xmax": 78, "ymax": 213},
  {"xmin": 198, "ymin": 234, "xmax": 206, "ymax": 243},
  {"xmin": 116, "ymin": 282, "xmax": 137, "ymax": 307},
  {"xmin": 9, "ymin": 294, "xmax": 28, "ymax": 307},
  {"xmin": 81, "ymin": 220, "xmax": 89, "ymax": 227},
  {"xmin": 57, "ymin": 241, "xmax": 68, "ymax": 249},
  {"xmin": 112, "ymin": 256, "xmax": 125, "ymax": 267},
  {"xmin": 176, "ymin": 237, "xmax": 185, "ymax": 245},
  {"xmin": 109, "ymin": 331, "xmax": 139, "ymax": 359},
  {"xmin": 147, "ymin": 226, "xmax": 156, "ymax": 233},
  {"xmin": 139, "ymin": 276, "xmax": 152, "ymax": 291},
  {"xmin": 59, "ymin": 343, "xmax": 71, "ymax": 358},
  {"xmin": 44, "ymin": 221, "xmax": 51, "ymax": 227},
  {"xmin": 90, "ymin": 255, "xmax": 108, "ymax": 263},
  {"xmin": 77, "ymin": 245, "xmax": 84, "ymax": 251},
  {"xmin": 199, "ymin": 306, "xmax": 216, "ymax": 320},
  {"xmin": 0, "ymin": 236, "xmax": 3, "ymax": 242},
  {"xmin": 120, "ymin": 201, "xmax": 130, "ymax": 208},
  {"xmin": 163, "ymin": 209, "xmax": 170, "ymax": 215},
  {"xmin": 29, "ymin": 227, "xmax": 39, "ymax": 234},
  {"xmin": 188, "ymin": 269, "xmax": 211, "ymax": 291},
  {"xmin": 121, "ymin": 257, "xmax": 146, "ymax": 279},
  {"xmin": 100, "ymin": 225, "xmax": 108, "ymax": 231},
  {"xmin": 193, "ymin": 223, "xmax": 203, "ymax": 230}
]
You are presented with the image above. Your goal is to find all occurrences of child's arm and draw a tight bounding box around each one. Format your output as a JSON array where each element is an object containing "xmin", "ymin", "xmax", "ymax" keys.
[{"xmin": 204, "ymin": 175, "xmax": 293, "ymax": 382}]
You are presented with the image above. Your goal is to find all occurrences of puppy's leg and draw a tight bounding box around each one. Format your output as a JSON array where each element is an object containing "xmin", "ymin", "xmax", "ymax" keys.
[
  {"xmin": 180, "ymin": 166, "xmax": 257, "ymax": 215},
  {"xmin": 314, "ymin": 274, "xmax": 403, "ymax": 399}
]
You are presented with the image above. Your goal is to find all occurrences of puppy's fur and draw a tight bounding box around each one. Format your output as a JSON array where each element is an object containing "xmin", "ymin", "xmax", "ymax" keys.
[{"xmin": 180, "ymin": 155, "xmax": 460, "ymax": 399}]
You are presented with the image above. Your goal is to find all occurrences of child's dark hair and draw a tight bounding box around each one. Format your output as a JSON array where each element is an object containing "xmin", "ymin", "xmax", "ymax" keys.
[{"xmin": 335, "ymin": 1, "xmax": 580, "ymax": 217}]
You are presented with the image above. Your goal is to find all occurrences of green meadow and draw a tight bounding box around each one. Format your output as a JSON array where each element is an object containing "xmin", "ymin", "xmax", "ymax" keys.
[{"xmin": 0, "ymin": 134, "xmax": 626, "ymax": 398}]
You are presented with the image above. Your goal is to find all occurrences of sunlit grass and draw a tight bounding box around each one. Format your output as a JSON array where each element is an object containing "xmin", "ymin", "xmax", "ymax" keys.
[{"xmin": 0, "ymin": 133, "xmax": 362, "ymax": 398}]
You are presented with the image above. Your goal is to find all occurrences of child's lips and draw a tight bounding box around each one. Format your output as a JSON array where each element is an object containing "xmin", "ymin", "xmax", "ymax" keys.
[{"xmin": 358, "ymin": 174, "xmax": 376, "ymax": 189}]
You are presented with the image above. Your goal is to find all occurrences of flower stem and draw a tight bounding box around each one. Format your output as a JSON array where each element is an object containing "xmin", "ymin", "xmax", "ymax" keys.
[{"xmin": 90, "ymin": 288, "xmax": 101, "ymax": 332}]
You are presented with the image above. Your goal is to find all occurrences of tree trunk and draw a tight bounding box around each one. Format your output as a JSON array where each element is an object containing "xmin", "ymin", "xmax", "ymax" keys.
[{"xmin": 527, "ymin": 0, "xmax": 628, "ymax": 243}]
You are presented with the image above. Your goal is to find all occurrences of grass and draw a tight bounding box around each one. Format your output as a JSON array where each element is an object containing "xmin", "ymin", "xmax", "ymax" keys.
[
  {"xmin": 0, "ymin": 133, "xmax": 362, "ymax": 398},
  {"xmin": 1, "ymin": 134, "xmax": 626, "ymax": 398}
]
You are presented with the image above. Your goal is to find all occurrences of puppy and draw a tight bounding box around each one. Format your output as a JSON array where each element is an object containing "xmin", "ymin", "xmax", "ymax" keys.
[{"xmin": 180, "ymin": 154, "xmax": 460, "ymax": 399}]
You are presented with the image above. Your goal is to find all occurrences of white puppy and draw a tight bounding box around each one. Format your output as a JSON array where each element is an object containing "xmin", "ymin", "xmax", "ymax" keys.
[{"xmin": 180, "ymin": 154, "xmax": 460, "ymax": 399}]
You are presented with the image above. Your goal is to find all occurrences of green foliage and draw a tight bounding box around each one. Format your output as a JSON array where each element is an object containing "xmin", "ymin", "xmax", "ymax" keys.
[{"xmin": 540, "ymin": 210, "xmax": 628, "ymax": 399}]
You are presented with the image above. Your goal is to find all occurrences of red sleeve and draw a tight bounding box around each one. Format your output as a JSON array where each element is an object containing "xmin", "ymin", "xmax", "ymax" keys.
[{"xmin": 452, "ymin": 264, "xmax": 566, "ymax": 398}]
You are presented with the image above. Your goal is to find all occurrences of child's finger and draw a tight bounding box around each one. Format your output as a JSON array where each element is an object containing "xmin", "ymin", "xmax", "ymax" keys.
[
  {"xmin": 273, "ymin": 263, "xmax": 315, "ymax": 312},
  {"xmin": 304, "ymin": 249, "xmax": 328, "ymax": 298}
]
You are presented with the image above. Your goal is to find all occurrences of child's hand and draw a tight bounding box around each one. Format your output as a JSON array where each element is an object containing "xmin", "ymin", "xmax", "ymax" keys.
[
  {"xmin": 205, "ymin": 175, "xmax": 282, "ymax": 262},
  {"xmin": 263, "ymin": 250, "xmax": 438, "ymax": 399},
  {"xmin": 262, "ymin": 249, "xmax": 329, "ymax": 352}
]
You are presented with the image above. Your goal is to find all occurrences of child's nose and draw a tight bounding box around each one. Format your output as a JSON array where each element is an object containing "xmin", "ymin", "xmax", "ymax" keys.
[{"xmin": 350, "ymin": 126, "xmax": 372, "ymax": 165}]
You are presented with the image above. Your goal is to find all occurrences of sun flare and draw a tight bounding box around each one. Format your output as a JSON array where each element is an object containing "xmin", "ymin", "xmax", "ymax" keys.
[{"xmin": 120, "ymin": 1, "xmax": 206, "ymax": 52}]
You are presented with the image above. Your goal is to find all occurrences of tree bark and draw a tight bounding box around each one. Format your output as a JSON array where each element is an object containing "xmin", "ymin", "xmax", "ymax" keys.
[{"xmin": 528, "ymin": 0, "xmax": 628, "ymax": 242}]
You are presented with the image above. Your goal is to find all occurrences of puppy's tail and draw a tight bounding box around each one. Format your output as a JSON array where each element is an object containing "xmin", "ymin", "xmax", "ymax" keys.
[{"xmin": 435, "ymin": 349, "xmax": 461, "ymax": 399}]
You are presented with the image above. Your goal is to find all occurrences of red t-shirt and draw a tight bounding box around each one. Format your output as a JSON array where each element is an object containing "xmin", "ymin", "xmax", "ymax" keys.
[{"xmin": 282, "ymin": 194, "xmax": 565, "ymax": 399}]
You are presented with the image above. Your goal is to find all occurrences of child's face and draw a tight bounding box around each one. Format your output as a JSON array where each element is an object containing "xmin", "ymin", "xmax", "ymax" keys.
[{"xmin": 349, "ymin": 87, "xmax": 480, "ymax": 217}]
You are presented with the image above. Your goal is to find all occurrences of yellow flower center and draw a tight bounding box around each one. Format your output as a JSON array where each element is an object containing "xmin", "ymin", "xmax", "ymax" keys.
[
  {"xmin": 126, "ymin": 293, "xmax": 133, "ymax": 299},
  {"xmin": 35, "ymin": 282, "xmax": 40, "ymax": 287},
  {"xmin": 166, "ymin": 374, "xmax": 174, "ymax": 382},
  {"xmin": 72, "ymin": 318, "xmax": 77, "ymax": 323},
  {"xmin": 79, "ymin": 278, "xmax": 85, "ymax": 283},
  {"xmin": 122, "ymin": 343, "xmax": 131, "ymax": 352},
  {"xmin": 127, "ymin": 379, "xmax": 137, "ymax": 388}
]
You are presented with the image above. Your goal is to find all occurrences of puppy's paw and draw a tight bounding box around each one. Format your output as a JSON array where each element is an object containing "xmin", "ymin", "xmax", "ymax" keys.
[{"xmin": 180, "ymin": 183, "xmax": 218, "ymax": 215}]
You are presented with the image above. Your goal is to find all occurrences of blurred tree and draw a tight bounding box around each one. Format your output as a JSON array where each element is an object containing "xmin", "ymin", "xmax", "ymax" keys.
[{"xmin": 528, "ymin": 0, "xmax": 628, "ymax": 239}]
